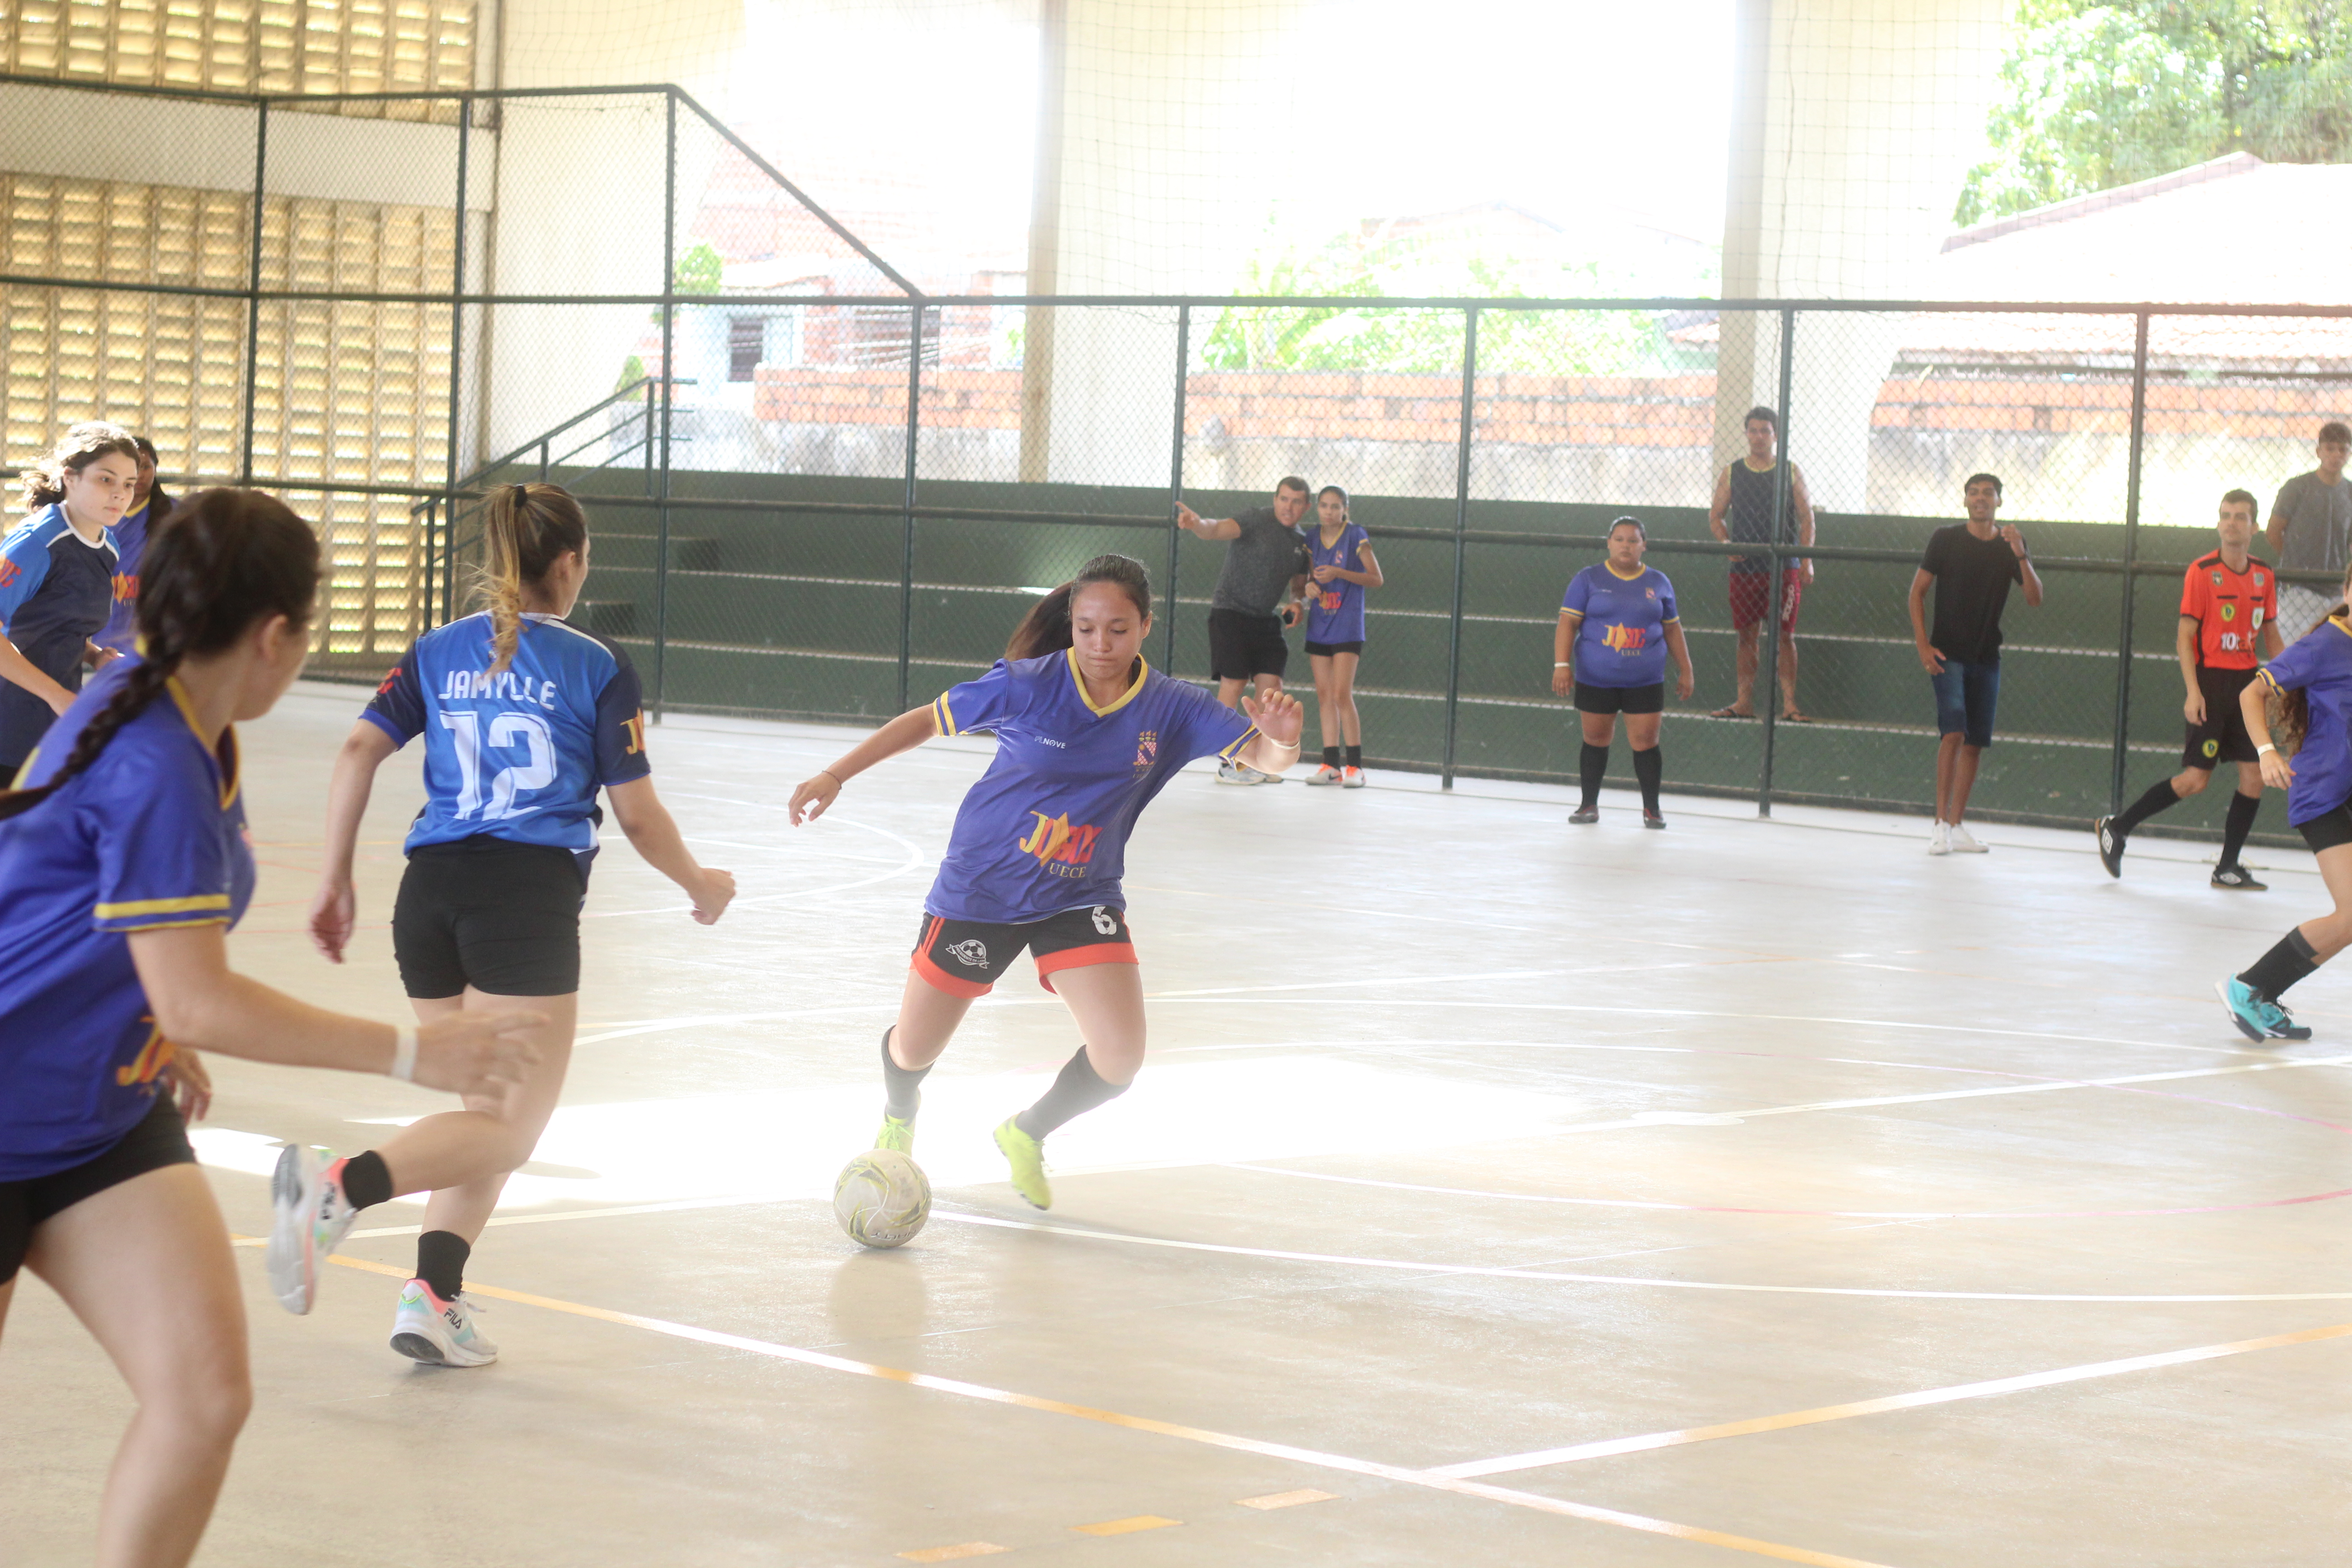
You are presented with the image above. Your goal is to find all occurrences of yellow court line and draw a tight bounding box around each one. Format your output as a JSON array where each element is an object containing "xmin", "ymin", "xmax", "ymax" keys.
[
  {"xmin": 262, "ymin": 1250, "xmax": 1896, "ymax": 1568},
  {"xmin": 1434, "ymin": 1319, "xmax": 2352, "ymax": 1479},
  {"xmin": 897, "ymin": 1544, "xmax": 1009, "ymax": 1562},
  {"xmin": 1072, "ymin": 1515, "xmax": 1180, "ymax": 1536}
]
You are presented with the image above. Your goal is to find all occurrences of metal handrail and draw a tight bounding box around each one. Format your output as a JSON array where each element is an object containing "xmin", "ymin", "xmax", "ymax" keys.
[{"xmin": 407, "ymin": 377, "xmax": 685, "ymax": 519}]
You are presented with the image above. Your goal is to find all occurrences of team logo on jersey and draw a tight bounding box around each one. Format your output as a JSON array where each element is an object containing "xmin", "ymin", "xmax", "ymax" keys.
[
  {"xmin": 946, "ymin": 939, "xmax": 990, "ymax": 967},
  {"xmin": 2255, "ymin": 573, "xmax": 2268, "ymax": 588},
  {"xmin": 0, "ymin": 559, "xmax": 19, "ymax": 591},
  {"xmin": 375, "ymin": 662, "xmax": 404, "ymax": 697},
  {"xmin": 2213, "ymin": 571, "xmax": 2225, "ymax": 585},
  {"xmin": 1602, "ymin": 624, "xmax": 1649, "ymax": 653},
  {"xmin": 1646, "ymin": 588, "xmax": 1657, "ymax": 599},
  {"xmin": 1019, "ymin": 810, "xmax": 1101, "ymax": 876},
  {"xmin": 2221, "ymin": 603, "xmax": 2237, "ymax": 622},
  {"xmin": 1132, "ymin": 730, "xmax": 1158, "ymax": 771},
  {"xmin": 1320, "ymin": 590, "xmax": 1343, "ymax": 612},
  {"xmin": 112, "ymin": 571, "xmax": 137, "ymax": 604},
  {"xmin": 116, "ymin": 1018, "xmax": 176, "ymax": 1089},
  {"xmin": 622, "ymin": 711, "xmax": 646, "ymax": 755}
]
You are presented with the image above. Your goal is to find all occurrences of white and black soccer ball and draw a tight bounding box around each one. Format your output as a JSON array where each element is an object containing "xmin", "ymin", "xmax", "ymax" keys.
[{"xmin": 833, "ymin": 1149, "xmax": 932, "ymax": 1249}]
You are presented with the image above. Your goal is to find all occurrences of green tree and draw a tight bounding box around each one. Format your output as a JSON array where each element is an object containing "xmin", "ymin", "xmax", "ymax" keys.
[
  {"xmin": 1958, "ymin": 1, "xmax": 2352, "ymax": 225},
  {"xmin": 672, "ymin": 241, "xmax": 724, "ymax": 295}
]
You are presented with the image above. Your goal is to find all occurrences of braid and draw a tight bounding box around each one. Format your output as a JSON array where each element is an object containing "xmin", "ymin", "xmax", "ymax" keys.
[{"xmin": 0, "ymin": 661, "xmax": 176, "ymax": 820}]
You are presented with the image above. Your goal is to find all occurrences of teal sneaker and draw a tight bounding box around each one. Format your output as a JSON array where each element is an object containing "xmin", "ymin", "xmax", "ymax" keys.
[
  {"xmin": 875, "ymin": 1113, "xmax": 914, "ymax": 1154},
  {"xmin": 2216, "ymin": 976, "xmax": 2312, "ymax": 1042},
  {"xmin": 993, "ymin": 1117, "xmax": 1052, "ymax": 1210}
]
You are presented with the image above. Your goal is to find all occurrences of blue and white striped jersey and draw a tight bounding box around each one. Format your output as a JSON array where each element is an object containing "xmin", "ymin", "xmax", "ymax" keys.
[{"xmin": 363, "ymin": 612, "xmax": 650, "ymax": 865}]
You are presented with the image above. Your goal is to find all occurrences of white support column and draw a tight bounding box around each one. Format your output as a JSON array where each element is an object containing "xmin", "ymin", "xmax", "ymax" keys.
[
  {"xmin": 1022, "ymin": 0, "xmax": 1310, "ymax": 487},
  {"xmin": 1717, "ymin": 0, "xmax": 2007, "ymax": 511}
]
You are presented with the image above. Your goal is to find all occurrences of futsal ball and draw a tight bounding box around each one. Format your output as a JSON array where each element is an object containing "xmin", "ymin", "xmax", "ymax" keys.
[{"xmin": 833, "ymin": 1149, "xmax": 932, "ymax": 1249}]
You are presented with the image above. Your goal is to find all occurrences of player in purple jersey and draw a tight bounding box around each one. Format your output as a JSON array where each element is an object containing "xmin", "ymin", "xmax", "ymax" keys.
[
  {"xmin": 788, "ymin": 554, "xmax": 1303, "ymax": 1209},
  {"xmin": 1553, "ymin": 518, "xmax": 1694, "ymax": 828},
  {"xmin": 284, "ymin": 484, "xmax": 733, "ymax": 1365},
  {"xmin": 93, "ymin": 431, "xmax": 172, "ymax": 661},
  {"xmin": 1302, "ymin": 485, "xmax": 1383, "ymax": 787},
  {"xmin": 2220, "ymin": 559, "xmax": 2352, "ymax": 1041},
  {"xmin": 0, "ymin": 491, "xmax": 539, "ymax": 1568}
]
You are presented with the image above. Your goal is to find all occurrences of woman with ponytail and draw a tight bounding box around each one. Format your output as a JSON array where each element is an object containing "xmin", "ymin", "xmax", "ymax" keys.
[
  {"xmin": 2219, "ymin": 560, "xmax": 2352, "ymax": 1041},
  {"xmin": 0, "ymin": 423, "xmax": 140, "ymax": 779},
  {"xmin": 0, "ymin": 490, "xmax": 543, "ymax": 1568},
  {"xmin": 294, "ymin": 481, "xmax": 733, "ymax": 1366},
  {"xmin": 787, "ymin": 554, "xmax": 1303, "ymax": 1210}
]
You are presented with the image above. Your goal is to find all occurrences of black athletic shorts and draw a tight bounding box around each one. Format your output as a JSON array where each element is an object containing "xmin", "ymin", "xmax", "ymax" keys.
[
  {"xmin": 2298, "ymin": 799, "xmax": 2352, "ymax": 854},
  {"xmin": 910, "ymin": 904, "xmax": 1137, "ymax": 998},
  {"xmin": 1207, "ymin": 608, "xmax": 1289, "ymax": 681},
  {"xmin": 1303, "ymin": 639, "xmax": 1364, "ymax": 657},
  {"xmin": 2183, "ymin": 666, "xmax": 2261, "ymax": 769},
  {"xmin": 393, "ymin": 835, "xmax": 586, "ymax": 998},
  {"xmin": 1574, "ymin": 681, "xmax": 1665, "ymax": 715},
  {"xmin": 1, "ymin": 1095, "xmax": 194, "ymax": 1285}
]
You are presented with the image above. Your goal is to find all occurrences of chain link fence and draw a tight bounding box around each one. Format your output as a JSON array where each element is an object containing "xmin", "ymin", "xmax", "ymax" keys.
[{"xmin": 8, "ymin": 75, "xmax": 2352, "ymax": 841}]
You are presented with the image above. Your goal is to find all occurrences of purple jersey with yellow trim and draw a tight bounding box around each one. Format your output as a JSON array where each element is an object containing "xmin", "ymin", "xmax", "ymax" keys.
[
  {"xmin": 0, "ymin": 658, "xmax": 252, "ymax": 1180},
  {"xmin": 2257, "ymin": 614, "xmax": 2352, "ymax": 826},
  {"xmin": 926, "ymin": 650, "xmax": 1257, "ymax": 922},
  {"xmin": 93, "ymin": 498, "xmax": 157, "ymax": 657}
]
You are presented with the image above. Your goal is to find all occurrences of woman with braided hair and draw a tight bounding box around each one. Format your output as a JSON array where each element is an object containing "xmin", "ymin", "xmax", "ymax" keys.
[
  {"xmin": 294, "ymin": 481, "xmax": 733, "ymax": 1366},
  {"xmin": 0, "ymin": 490, "xmax": 544, "ymax": 1568}
]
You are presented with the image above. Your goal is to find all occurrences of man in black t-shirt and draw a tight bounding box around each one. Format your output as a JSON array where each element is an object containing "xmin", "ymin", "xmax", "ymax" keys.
[
  {"xmin": 1175, "ymin": 477, "xmax": 1312, "ymax": 784},
  {"xmin": 1906, "ymin": 473, "xmax": 2043, "ymax": 855}
]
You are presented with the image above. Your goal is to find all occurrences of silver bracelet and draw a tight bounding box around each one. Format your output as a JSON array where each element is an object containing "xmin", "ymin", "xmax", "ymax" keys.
[{"xmin": 389, "ymin": 1026, "xmax": 418, "ymax": 1082}]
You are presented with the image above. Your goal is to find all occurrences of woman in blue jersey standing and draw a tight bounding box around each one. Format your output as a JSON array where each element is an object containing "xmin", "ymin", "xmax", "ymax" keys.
[
  {"xmin": 1301, "ymin": 485, "xmax": 1383, "ymax": 787},
  {"xmin": 0, "ymin": 490, "xmax": 541, "ymax": 1568},
  {"xmin": 1551, "ymin": 517, "xmax": 1695, "ymax": 828},
  {"xmin": 292, "ymin": 482, "xmax": 735, "ymax": 1366},
  {"xmin": 787, "ymin": 554, "xmax": 1303, "ymax": 1210},
  {"xmin": 93, "ymin": 431, "xmax": 172, "ymax": 662},
  {"xmin": 0, "ymin": 424, "xmax": 139, "ymax": 779}
]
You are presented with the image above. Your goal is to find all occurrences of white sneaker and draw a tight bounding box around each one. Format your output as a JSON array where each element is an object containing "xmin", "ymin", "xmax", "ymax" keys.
[
  {"xmin": 1242, "ymin": 763, "xmax": 1284, "ymax": 784},
  {"xmin": 1340, "ymin": 766, "xmax": 1366, "ymax": 789},
  {"xmin": 390, "ymin": 1278, "xmax": 500, "ymax": 1367},
  {"xmin": 266, "ymin": 1145, "xmax": 359, "ymax": 1316},
  {"xmin": 1304, "ymin": 764, "xmax": 1343, "ymax": 785},
  {"xmin": 1948, "ymin": 823, "xmax": 1989, "ymax": 853},
  {"xmin": 1928, "ymin": 821, "xmax": 1951, "ymax": 856},
  {"xmin": 1215, "ymin": 760, "xmax": 1253, "ymax": 785}
]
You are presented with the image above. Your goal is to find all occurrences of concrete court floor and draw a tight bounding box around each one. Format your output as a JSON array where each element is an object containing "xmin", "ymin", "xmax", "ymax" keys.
[{"xmin": 5, "ymin": 680, "xmax": 2351, "ymax": 1568}]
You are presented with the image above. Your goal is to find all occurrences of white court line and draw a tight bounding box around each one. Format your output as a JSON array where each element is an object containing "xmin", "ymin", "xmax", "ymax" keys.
[
  {"xmin": 587, "ymin": 812, "xmax": 924, "ymax": 918},
  {"xmin": 924, "ymin": 1210, "xmax": 2352, "ymax": 1303},
  {"xmin": 1431, "ymin": 1319, "xmax": 2352, "ymax": 1478}
]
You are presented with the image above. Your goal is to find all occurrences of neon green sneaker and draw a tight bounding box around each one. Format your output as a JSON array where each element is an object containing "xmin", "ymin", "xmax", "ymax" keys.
[
  {"xmin": 874, "ymin": 1113, "xmax": 914, "ymax": 1154},
  {"xmin": 993, "ymin": 1117, "xmax": 1051, "ymax": 1210}
]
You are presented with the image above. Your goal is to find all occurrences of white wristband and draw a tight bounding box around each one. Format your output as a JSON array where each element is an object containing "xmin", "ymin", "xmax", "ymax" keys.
[
  {"xmin": 2258, "ymin": 743, "xmax": 2278, "ymax": 756},
  {"xmin": 389, "ymin": 1027, "xmax": 418, "ymax": 1083},
  {"xmin": 1553, "ymin": 662, "xmax": 1571, "ymax": 667}
]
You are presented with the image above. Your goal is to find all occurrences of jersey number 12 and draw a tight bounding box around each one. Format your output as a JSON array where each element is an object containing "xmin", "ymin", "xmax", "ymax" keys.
[{"xmin": 439, "ymin": 710, "xmax": 557, "ymax": 820}]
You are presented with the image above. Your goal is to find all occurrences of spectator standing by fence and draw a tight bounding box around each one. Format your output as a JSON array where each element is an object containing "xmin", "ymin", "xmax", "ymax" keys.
[
  {"xmin": 1708, "ymin": 406, "xmax": 1814, "ymax": 722},
  {"xmin": 2267, "ymin": 421, "xmax": 2352, "ymax": 644},
  {"xmin": 1301, "ymin": 485, "xmax": 1382, "ymax": 787},
  {"xmin": 1175, "ymin": 479, "xmax": 1312, "ymax": 784},
  {"xmin": 1909, "ymin": 474, "xmax": 2043, "ymax": 855},
  {"xmin": 1553, "ymin": 517, "xmax": 1693, "ymax": 828},
  {"xmin": 2096, "ymin": 490, "xmax": 2280, "ymax": 888}
]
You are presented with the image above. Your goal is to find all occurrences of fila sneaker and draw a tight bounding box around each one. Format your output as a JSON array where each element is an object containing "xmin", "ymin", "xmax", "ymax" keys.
[{"xmin": 389, "ymin": 1279, "xmax": 500, "ymax": 1367}]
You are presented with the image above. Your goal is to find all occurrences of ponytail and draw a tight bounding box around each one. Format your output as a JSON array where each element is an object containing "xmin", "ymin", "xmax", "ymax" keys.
[
  {"xmin": 0, "ymin": 489, "xmax": 319, "ymax": 821},
  {"xmin": 472, "ymin": 482, "xmax": 588, "ymax": 673},
  {"xmin": 1005, "ymin": 554, "xmax": 1153, "ymax": 661}
]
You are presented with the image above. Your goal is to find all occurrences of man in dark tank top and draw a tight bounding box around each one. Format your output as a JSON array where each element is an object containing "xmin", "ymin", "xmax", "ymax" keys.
[{"xmin": 1705, "ymin": 405, "xmax": 1814, "ymax": 720}]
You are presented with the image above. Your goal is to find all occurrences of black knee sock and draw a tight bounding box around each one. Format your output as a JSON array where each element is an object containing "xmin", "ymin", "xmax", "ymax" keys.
[
  {"xmin": 2112, "ymin": 777, "xmax": 2184, "ymax": 836},
  {"xmin": 415, "ymin": 1230, "xmax": 470, "ymax": 1302},
  {"xmin": 338, "ymin": 1148, "xmax": 392, "ymax": 1210},
  {"xmin": 2239, "ymin": 927, "xmax": 2321, "ymax": 1001},
  {"xmin": 1633, "ymin": 745, "xmax": 1663, "ymax": 813},
  {"xmin": 880, "ymin": 1027, "xmax": 930, "ymax": 1121},
  {"xmin": 1014, "ymin": 1046, "xmax": 1129, "ymax": 1141},
  {"xmin": 2220, "ymin": 790, "xmax": 2261, "ymax": 869},
  {"xmin": 1322, "ymin": 744, "xmax": 1340, "ymax": 768},
  {"xmin": 1578, "ymin": 742, "xmax": 1609, "ymax": 808},
  {"xmin": 1344, "ymin": 744, "xmax": 1361, "ymax": 769}
]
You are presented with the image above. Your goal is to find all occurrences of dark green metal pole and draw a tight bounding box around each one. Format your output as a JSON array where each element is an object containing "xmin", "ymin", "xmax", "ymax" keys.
[
  {"xmin": 652, "ymin": 90, "xmax": 676, "ymax": 721},
  {"xmin": 1440, "ymin": 308, "xmax": 1479, "ymax": 789},
  {"xmin": 1164, "ymin": 304, "xmax": 1189, "ymax": 673},
  {"xmin": 2110, "ymin": 310, "xmax": 2151, "ymax": 809},
  {"xmin": 898, "ymin": 302, "xmax": 924, "ymax": 712},
  {"xmin": 1755, "ymin": 306, "xmax": 1795, "ymax": 817}
]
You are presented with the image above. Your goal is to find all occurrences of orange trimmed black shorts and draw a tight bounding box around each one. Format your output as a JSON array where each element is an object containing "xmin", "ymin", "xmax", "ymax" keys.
[{"xmin": 909, "ymin": 904, "xmax": 1137, "ymax": 997}]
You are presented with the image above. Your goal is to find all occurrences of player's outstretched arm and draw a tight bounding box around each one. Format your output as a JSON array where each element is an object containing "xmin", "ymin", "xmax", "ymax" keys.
[
  {"xmin": 606, "ymin": 776, "xmax": 735, "ymax": 924},
  {"xmin": 127, "ymin": 924, "xmax": 543, "ymax": 1095},
  {"xmin": 308, "ymin": 719, "xmax": 399, "ymax": 964},
  {"xmin": 789, "ymin": 706, "xmax": 938, "ymax": 824},
  {"xmin": 1237, "ymin": 688, "xmax": 1304, "ymax": 775}
]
